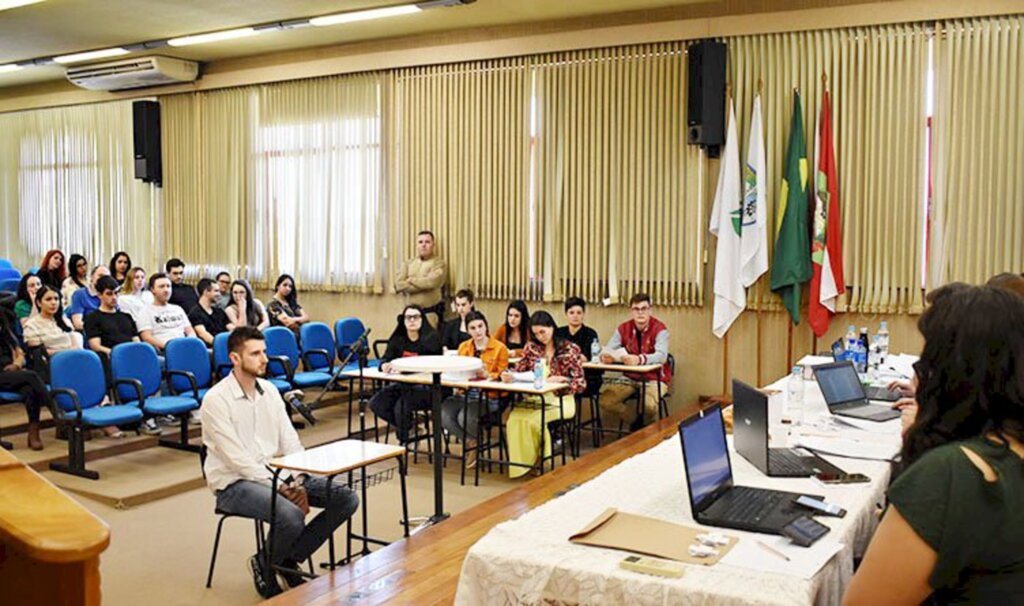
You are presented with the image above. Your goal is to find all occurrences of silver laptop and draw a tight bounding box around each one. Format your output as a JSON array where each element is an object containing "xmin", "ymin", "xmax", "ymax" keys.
[{"xmin": 812, "ymin": 361, "xmax": 901, "ymax": 422}]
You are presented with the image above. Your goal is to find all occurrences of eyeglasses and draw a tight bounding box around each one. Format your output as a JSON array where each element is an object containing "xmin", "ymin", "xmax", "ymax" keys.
[
  {"xmin": 630, "ymin": 306, "xmax": 651, "ymax": 313},
  {"xmin": 404, "ymin": 314, "xmax": 423, "ymax": 320}
]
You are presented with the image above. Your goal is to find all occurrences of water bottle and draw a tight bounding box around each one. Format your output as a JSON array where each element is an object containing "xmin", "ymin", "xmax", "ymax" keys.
[
  {"xmin": 868, "ymin": 335, "xmax": 882, "ymax": 376},
  {"xmin": 787, "ymin": 366, "xmax": 804, "ymax": 425},
  {"xmin": 591, "ymin": 338, "xmax": 601, "ymax": 361},
  {"xmin": 877, "ymin": 320, "xmax": 890, "ymax": 364},
  {"xmin": 533, "ymin": 359, "xmax": 545, "ymax": 389},
  {"xmin": 843, "ymin": 325, "xmax": 858, "ymax": 363}
]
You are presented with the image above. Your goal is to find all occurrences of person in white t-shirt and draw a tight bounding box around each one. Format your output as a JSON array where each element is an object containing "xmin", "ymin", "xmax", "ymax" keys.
[
  {"xmin": 137, "ymin": 272, "xmax": 195, "ymax": 352},
  {"xmin": 118, "ymin": 266, "xmax": 154, "ymax": 324}
]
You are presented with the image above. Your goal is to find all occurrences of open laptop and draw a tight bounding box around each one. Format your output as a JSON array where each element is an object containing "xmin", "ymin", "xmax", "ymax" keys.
[
  {"xmin": 813, "ymin": 361, "xmax": 902, "ymax": 422},
  {"xmin": 679, "ymin": 406, "xmax": 814, "ymax": 534},
  {"xmin": 732, "ymin": 379, "xmax": 846, "ymax": 478},
  {"xmin": 829, "ymin": 339, "xmax": 899, "ymax": 402}
]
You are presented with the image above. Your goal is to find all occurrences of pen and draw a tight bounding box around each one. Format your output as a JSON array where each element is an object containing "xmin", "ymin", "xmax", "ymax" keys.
[{"xmin": 756, "ymin": 540, "xmax": 791, "ymax": 562}]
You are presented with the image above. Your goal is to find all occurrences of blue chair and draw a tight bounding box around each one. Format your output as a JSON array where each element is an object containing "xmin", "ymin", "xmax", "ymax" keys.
[
  {"xmin": 49, "ymin": 350, "xmax": 145, "ymax": 479},
  {"xmin": 334, "ymin": 317, "xmax": 379, "ymax": 370},
  {"xmin": 0, "ymin": 268, "xmax": 21, "ymax": 282},
  {"xmin": 165, "ymin": 337, "xmax": 213, "ymax": 402},
  {"xmin": 0, "ymin": 278, "xmax": 19, "ymax": 293},
  {"xmin": 26, "ymin": 267, "xmax": 38, "ymax": 275},
  {"xmin": 213, "ymin": 331, "xmax": 291, "ymax": 393},
  {"xmin": 111, "ymin": 342, "xmax": 200, "ymax": 453},
  {"xmin": 263, "ymin": 327, "xmax": 332, "ymax": 390},
  {"xmin": 299, "ymin": 322, "xmax": 337, "ymax": 373},
  {"xmin": 0, "ymin": 259, "xmax": 12, "ymax": 269}
]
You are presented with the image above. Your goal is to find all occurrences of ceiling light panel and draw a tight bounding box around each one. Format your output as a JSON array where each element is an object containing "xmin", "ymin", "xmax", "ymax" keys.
[
  {"xmin": 310, "ymin": 4, "xmax": 421, "ymax": 27},
  {"xmin": 53, "ymin": 47, "xmax": 130, "ymax": 64},
  {"xmin": 168, "ymin": 27, "xmax": 259, "ymax": 47}
]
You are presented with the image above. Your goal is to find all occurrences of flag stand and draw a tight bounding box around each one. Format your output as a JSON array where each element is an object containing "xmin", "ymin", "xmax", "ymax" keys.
[
  {"xmin": 722, "ymin": 332, "xmax": 729, "ymax": 396},
  {"xmin": 756, "ymin": 310, "xmax": 763, "ymax": 386},
  {"xmin": 786, "ymin": 321, "xmax": 794, "ymax": 371}
]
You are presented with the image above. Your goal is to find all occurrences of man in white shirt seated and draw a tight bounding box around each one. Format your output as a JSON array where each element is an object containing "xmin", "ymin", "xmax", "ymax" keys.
[
  {"xmin": 137, "ymin": 272, "xmax": 196, "ymax": 352},
  {"xmin": 201, "ymin": 327, "xmax": 359, "ymax": 598}
]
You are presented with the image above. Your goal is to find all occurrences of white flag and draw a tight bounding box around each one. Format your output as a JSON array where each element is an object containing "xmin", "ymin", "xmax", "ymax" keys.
[
  {"xmin": 740, "ymin": 94, "xmax": 768, "ymax": 287},
  {"xmin": 709, "ymin": 99, "xmax": 744, "ymax": 338}
]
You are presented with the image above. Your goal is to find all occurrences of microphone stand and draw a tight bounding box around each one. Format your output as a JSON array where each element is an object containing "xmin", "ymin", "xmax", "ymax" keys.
[{"xmin": 314, "ymin": 327, "xmax": 371, "ymax": 408}]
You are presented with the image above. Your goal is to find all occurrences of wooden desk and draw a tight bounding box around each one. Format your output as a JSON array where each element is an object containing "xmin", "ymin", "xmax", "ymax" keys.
[
  {"xmin": 263, "ymin": 407, "xmax": 694, "ymax": 606},
  {"xmin": 582, "ymin": 361, "xmax": 668, "ymax": 443},
  {"xmin": 0, "ymin": 451, "xmax": 110, "ymax": 606},
  {"xmin": 582, "ymin": 361, "xmax": 662, "ymax": 373}
]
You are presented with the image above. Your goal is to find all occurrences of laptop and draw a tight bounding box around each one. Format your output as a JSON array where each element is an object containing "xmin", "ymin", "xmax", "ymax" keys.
[
  {"xmin": 678, "ymin": 406, "xmax": 814, "ymax": 534},
  {"xmin": 813, "ymin": 361, "xmax": 902, "ymax": 422},
  {"xmin": 732, "ymin": 379, "xmax": 846, "ymax": 478},
  {"xmin": 829, "ymin": 339, "xmax": 899, "ymax": 402}
]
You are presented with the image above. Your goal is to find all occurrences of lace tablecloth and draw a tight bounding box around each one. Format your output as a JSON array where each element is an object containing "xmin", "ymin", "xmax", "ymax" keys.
[{"xmin": 455, "ymin": 386, "xmax": 892, "ymax": 606}]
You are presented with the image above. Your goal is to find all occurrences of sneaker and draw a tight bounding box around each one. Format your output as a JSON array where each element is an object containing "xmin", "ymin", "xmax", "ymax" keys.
[
  {"xmin": 141, "ymin": 419, "xmax": 162, "ymax": 436},
  {"xmin": 275, "ymin": 560, "xmax": 307, "ymax": 589},
  {"xmin": 247, "ymin": 554, "xmax": 281, "ymax": 598},
  {"xmin": 157, "ymin": 415, "xmax": 177, "ymax": 426}
]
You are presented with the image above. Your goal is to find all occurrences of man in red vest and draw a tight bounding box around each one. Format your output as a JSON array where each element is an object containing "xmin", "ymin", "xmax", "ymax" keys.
[{"xmin": 597, "ymin": 293, "xmax": 672, "ymax": 432}]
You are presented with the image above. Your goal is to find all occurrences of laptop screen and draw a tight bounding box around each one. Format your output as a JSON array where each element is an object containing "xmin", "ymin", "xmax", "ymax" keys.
[
  {"xmin": 814, "ymin": 362, "xmax": 865, "ymax": 405},
  {"xmin": 680, "ymin": 407, "xmax": 732, "ymax": 510}
]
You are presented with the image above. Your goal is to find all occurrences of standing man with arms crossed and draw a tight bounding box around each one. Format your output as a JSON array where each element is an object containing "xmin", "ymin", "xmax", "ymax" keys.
[{"xmin": 395, "ymin": 230, "xmax": 448, "ymax": 326}]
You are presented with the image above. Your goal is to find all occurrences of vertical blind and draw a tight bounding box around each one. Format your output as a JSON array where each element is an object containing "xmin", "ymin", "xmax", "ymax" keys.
[{"xmin": 930, "ymin": 16, "xmax": 1024, "ymax": 287}]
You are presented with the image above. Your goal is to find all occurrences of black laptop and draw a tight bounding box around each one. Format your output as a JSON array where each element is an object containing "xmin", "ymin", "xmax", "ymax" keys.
[
  {"xmin": 679, "ymin": 406, "xmax": 815, "ymax": 535},
  {"xmin": 732, "ymin": 379, "xmax": 846, "ymax": 478},
  {"xmin": 829, "ymin": 339, "xmax": 899, "ymax": 402},
  {"xmin": 813, "ymin": 361, "xmax": 901, "ymax": 422}
]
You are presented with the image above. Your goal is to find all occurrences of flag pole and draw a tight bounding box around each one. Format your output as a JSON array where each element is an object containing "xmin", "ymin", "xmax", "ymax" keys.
[
  {"xmin": 756, "ymin": 310, "xmax": 763, "ymax": 386},
  {"xmin": 722, "ymin": 332, "xmax": 729, "ymax": 395},
  {"xmin": 787, "ymin": 320, "xmax": 794, "ymax": 371}
]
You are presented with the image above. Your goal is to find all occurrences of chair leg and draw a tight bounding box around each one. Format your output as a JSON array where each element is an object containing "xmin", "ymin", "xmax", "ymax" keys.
[
  {"xmin": 206, "ymin": 515, "xmax": 230, "ymax": 588},
  {"xmin": 158, "ymin": 415, "xmax": 200, "ymax": 453},
  {"xmin": 50, "ymin": 423, "xmax": 99, "ymax": 480}
]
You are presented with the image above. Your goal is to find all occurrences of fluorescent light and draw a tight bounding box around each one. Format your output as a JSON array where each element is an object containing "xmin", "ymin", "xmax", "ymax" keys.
[
  {"xmin": 0, "ymin": 0, "xmax": 44, "ymax": 11},
  {"xmin": 310, "ymin": 4, "xmax": 421, "ymax": 27},
  {"xmin": 0, "ymin": 64, "xmax": 23, "ymax": 74},
  {"xmin": 168, "ymin": 27, "xmax": 259, "ymax": 47},
  {"xmin": 53, "ymin": 47, "xmax": 130, "ymax": 64}
]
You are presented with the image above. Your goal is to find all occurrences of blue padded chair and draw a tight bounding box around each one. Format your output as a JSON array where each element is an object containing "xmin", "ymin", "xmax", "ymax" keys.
[
  {"xmin": 49, "ymin": 349, "xmax": 144, "ymax": 479},
  {"xmin": 213, "ymin": 331, "xmax": 291, "ymax": 393},
  {"xmin": 299, "ymin": 322, "xmax": 336, "ymax": 373},
  {"xmin": 263, "ymin": 327, "xmax": 332, "ymax": 390},
  {"xmin": 0, "ymin": 268, "xmax": 21, "ymax": 282},
  {"xmin": 0, "ymin": 278, "xmax": 19, "ymax": 293},
  {"xmin": 334, "ymin": 317, "xmax": 380, "ymax": 370},
  {"xmin": 0, "ymin": 259, "xmax": 12, "ymax": 269},
  {"xmin": 165, "ymin": 337, "xmax": 214, "ymax": 402},
  {"xmin": 111, "ymin": 341, "xmax": 200, "ymax": 453}
]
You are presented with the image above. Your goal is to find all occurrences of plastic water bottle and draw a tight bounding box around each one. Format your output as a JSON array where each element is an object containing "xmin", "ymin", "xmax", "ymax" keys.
[
  {"xmin": 868, "ymin": 335, "xmax": 882, "ymax": 376},
  {"xmin": 533, "ymin": 359, "xmax": 545, "ymax": 389},
  {"xmin": 591, "ymin": 338, "xmax": 601, "ymax": 361},
  {"xmin": 843, "ymin": 325, "xmax": 858, "ymax": 363},
  {"xmin": 787, "ymin": 366, "xmax": 805, "ymax": 425},
  {"xmin": 877, "ymin": 321, "xmax": 890, "ymax": 364},
  {"xmin": 856, "ymin": 327, "xmax": 870, "ymax": 374}
]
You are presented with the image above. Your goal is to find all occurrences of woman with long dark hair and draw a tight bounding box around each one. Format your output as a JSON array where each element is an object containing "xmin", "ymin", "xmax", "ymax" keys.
[
  {"xmin": 501, "ymin": 310, "xmax": 585, "ymax": 478},
  {"xmin": 108, "ymin": 251, "xmax": 132, "ymax": 287},
  {"xmin": 36, "ymin": 249, "xmax": 66, "ymax": 290},
  {"xmin": 494, "ymin": 300, "xmax": 530, "ymax": 357},
  {"xmin": 23, "ymin": 285, "xmax": 81, "ymax": 356},
  {"xmin": 844, "ymin": 284, "xmax": 1024, "ymax": 605},
  {"xmin": 14, "ymin": 273, "xmax": 42, "ymax": 328},
  {"xmin": 225, "ymin": 280, "xmax": 269, "ymax": 329},
  {"xmin": 0, "ymin": 305, "xmax": 50, "ymax": 450},
  {"xmin": 61, "ymin": 254, "xmax": 89, "ymax": 307},
  {"xmin": 267, "ymin": 273, "xmax": 309, "ymax": 334}
]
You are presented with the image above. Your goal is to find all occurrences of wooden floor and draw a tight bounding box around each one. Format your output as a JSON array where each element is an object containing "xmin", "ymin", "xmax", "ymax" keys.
[{"xmin": 264, "ymin": 402, "xmax": 701, "ymax": 605}]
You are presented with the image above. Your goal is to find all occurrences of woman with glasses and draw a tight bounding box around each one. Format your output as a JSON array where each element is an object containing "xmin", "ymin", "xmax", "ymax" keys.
[{"xmin": 370, "ymin": 305, "xmax": 442, "ymax": 443}]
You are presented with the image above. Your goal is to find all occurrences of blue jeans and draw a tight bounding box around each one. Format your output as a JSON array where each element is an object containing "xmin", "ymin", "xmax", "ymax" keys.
[{"xmin": 216, "ymin": 477, "xmax": 359, "ymax": 566}]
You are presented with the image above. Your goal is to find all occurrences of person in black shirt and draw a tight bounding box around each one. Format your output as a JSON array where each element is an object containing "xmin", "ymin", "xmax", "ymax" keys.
[
  {"xmin": 0, "ymin": 305, "xmax": 50, "ymax": 450},
  {"xmin": 370, "ymin": 305, "xmax": 442, "ymax": 443},
  {"xmin": 554, "ymin": 296, "xmax": 602, "ymax": 397},
  {"xmin": 84, "ymin": 276, "xmax": 139, "ymax": 355},
  {"xmin": 441, "ymin": 288, "xmax": 475, "ymax": 351},
  {"xmin": 166, "ymin": 258, "xmax": 199, "ymax": 313},
  {"xmin": 189, "ymin": 278, "xmax": 232, "ymax": 346}
]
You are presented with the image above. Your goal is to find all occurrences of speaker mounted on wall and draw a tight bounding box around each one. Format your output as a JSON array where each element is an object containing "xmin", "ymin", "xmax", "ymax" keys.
[
  {"xmin": 687, "ymin": 39, "xmax": 727, "ymax": 158},
  {"xmin": 133, "ymin": 100, "xmax": 162, "ymax": 187}
]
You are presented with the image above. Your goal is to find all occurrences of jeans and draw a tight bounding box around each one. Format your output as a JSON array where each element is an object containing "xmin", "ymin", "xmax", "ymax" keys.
[
  {"xmin": 215, "ymin": 477, "xmax": 359, "ymax": 566},
  {"xmin": 441, "ymin": 391, "xmax": 502, "ymax": 441},
  {"xmin": 369, "ymin": 383, "xmax": 433, "ymax": 442}
]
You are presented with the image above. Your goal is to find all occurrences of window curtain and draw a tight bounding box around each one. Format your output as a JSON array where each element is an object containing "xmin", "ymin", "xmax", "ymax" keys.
[{"xmin": 0, "ymin": 101, "xmax": 162, "ymax": 272}]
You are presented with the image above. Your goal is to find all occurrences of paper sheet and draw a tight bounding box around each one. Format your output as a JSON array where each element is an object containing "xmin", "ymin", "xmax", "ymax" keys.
[
  {"xmin": 795, "ymin": 436, "xmax": 900, "ymax": 461},
  {"xmin": 600, "ymin": 346, "xmax": 630, "ymax": 362},
  {"xmin": 720, "ymin": 536, "xmax": 844, "ymax": 580}
]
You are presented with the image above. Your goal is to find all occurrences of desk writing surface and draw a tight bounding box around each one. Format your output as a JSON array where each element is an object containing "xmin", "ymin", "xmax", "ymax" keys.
[
  {"xmin": 341, "ymin": 367, "xmax": 433, "ymax": 385},
  {"xmin": 583, "ymin": 361, "xmax": 661, "ymax": 373},
  {"xmin": 452, "ymin": 379, "xmax": 568, "ymax": 395},
  {"xmin": 269, "ymin": 440, "xmax": 405, "ymax": 476},
  {"xmin": 390, "ymin": 355, "xmax": 483, "ymax": 374}
]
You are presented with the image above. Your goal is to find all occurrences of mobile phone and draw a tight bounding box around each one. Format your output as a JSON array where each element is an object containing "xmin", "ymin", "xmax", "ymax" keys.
[
  {"xmin": 795, "ymin": 495, "xmax": 846, "ymax": 517},
  {"xmin": 781, "ymin": 516, "xmax": 830, "ymax": 547},
  {"xmin": 814, "ymin": 472, "xmax": 870, "ymax": 484}
]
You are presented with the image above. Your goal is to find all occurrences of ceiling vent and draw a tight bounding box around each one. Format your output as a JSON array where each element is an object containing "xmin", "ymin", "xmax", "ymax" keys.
[{"xmin": 65, "ymin": 56, "xmax": 199, "ymax": 91}]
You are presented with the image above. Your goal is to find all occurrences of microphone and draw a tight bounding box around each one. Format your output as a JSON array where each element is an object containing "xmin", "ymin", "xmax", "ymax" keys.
[{"xmin": 283, "ymin": 389, "xmax": 317, "ymax": 426}]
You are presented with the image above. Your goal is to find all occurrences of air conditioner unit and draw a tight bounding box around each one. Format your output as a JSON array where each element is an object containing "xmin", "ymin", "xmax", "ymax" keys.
[{"xmin": 66, "ymin": 56, "xmax": 199, "ymax": 91}]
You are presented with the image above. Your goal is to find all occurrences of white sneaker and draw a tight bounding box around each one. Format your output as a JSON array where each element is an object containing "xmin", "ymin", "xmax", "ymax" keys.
[{"xmin": 141, "ymin": 419, "xmax": 162, "ymax": 435}]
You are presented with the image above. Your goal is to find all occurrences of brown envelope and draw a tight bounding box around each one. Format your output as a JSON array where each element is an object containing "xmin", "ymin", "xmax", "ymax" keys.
[{"xmin": 569, "ymin": 508, "xmax": 737, "ymax": 566}]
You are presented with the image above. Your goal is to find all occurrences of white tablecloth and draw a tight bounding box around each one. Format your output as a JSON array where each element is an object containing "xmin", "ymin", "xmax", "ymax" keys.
[{"xmin": 455, "ymin": 380, "xmax": 895, "ymax": 606}]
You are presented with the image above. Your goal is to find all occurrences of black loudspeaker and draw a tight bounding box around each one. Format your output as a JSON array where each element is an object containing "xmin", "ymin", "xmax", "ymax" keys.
[
  {"xmin": 687, "ymin": 40, "xmax": 727, "ymax": 154},
  {"xmin": 133, "ymin": 100, "xmax": 162, "ymax": 186}
]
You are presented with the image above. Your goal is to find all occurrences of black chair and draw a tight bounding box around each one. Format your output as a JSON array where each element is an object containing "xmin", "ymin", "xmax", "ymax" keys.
[{"xmin": 200, "ymin": 445, "xmax": 267, "ymax": 588}]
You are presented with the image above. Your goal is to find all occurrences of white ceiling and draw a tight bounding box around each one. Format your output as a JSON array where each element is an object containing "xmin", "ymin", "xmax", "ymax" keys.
[{"xmin": 0, "ymin": 0, "xmax": 705, "ymax": 88}]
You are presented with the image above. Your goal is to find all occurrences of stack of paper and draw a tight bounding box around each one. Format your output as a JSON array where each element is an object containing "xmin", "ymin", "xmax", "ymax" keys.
[{"xmin": 720, "ymin": 536, "xmax": 844, "ymax": 579}]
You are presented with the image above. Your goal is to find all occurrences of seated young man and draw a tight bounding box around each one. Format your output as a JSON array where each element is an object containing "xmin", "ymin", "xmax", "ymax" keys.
[
  {"xmin": 554, "ymin": 296, "xmax": 602, "ymax": 398},
  {"xmin": 137, "ymin": 273, "xmax": 196, "ymax": 353},
  {"xmin": 84, "ymin": 275, "xmax": 140, "ymax": 356},
  {"xmin": 597, "ymin": 293, "xmax": 671, "ymax": 432},
  {"xmin": 189, "ymin": 278, "xmax": 232, "ymax": 346},
  {"xmin": 441, "ymin": 288, "xmax": 475, "ymax": 352},
  {"xmin": 201, "ymin": 327, "xmax": 359, "ymax": 598},
  {"xmin": 68, "ymin": 265, "xmax": 111, "ymax": 331}
]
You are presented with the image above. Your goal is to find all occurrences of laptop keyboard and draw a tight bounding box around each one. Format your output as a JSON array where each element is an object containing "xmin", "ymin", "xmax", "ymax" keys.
[
  {"xmin": 712, "ymin": 486, "xmax": 788, "ymax": 522},
  {"xmin": 769, "ymin": 450, "xmax": 811, "ymax": 475}
]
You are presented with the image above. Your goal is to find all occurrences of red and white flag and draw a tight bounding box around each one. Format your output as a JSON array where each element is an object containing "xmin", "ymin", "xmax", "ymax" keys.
[{"xmin": 808, "ymin": 90, "xmax": 845, "ymax": 338}]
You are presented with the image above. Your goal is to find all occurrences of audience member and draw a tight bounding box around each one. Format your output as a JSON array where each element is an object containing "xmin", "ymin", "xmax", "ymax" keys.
[
  {"xmin": 597, "ymin": 293, "xmax": 671, "ymax": 432},
  {"xmin": 494, "ymin": 300, "xmax": 530, "ymax": 357},
  {"xmin": 14, "ymin": 273, "xmax": 42, "ymax": 327},
  {"xmin": 117, "ymin": 266, "xmax": 153, "ymax": 323},
  {"xmin": 108, "ymin": 251, "xmax": 132, "ymax": 287},
  {"xmin": 215, "ymin": 271, "xmax": 232, "ymax": 308},
  {"xmin": 35, "ymin": 249, "xmax": 66, "ymax": 290},
  {"xmin": 23, "ymin": 286, "xmax": 82, "ymax": 356},
  {"xmin": 189, "ymin": 278, "xmax": 232, "ymax": 346},
  {"xmin": 0, "ymin": 306, "xmax": 50, "ymax": 450},
  {"xmin": 442, "ymin": 288, "xmax": 475, "ymax": 351},
  {"xmin": 369, "ymin": 305, "xmax": 442, "ymax": 443},
  {"xmin": 844, "ymin": 284, "xmax": 1024, "ymax": 605},
  {"xmin": 84, "ymin": 276, "xmax": 139, "ymax": 355},
  {"xmin": 502, "ymin": 311, "xmax": 585, "ymax": 478},
  {"xmin": 137, "ymin": 273, "xmax": 195, "ymax": 353},
  {"xmin": 201, "ymin": 327, "xmax": 359, "ymax": 598},
  {"xmin": 67, "ymin": 265, "xmax": 111, "ymax": 331},
  {"xmin": 554, "ymin": 296, "xmax": 602, "ymax": 397},
  {"xmin": 166, "ymin": 258, "xmax": 200, "ymax": 313},
  {"xmin": 440, "ymin": 311, "xmax": 509, "ymax": 468},
  {"xmin": 986, "ymin": 271, "xmax": 1024, "ymax": 298},
  {"xmin": 395, "ymin": 230, "xmax": 448, "ymax": 324},
  {"xmin": 61, "ymin": 253, "xmax": 88, "ymax": 307},
  {"xmin": 225, "ymin": 280, "xmax": 269, "ymax": 330},
  {"xmin": 267, "ymin": 274, "xmax": 309, "ymax": 334}
]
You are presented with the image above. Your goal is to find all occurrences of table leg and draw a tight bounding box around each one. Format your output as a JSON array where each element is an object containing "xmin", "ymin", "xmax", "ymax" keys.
[
  {"xmin": 361, "ymin": 459, "xmax": 370, "ymax": 556},
  {"xmin": 326, "ymin": 474, "xmax": 336, "ymax": 571},
  {"xmin": 399, "ymin": 456, "xmax": 410, "ymax": 537},
  {"xmin": 267, "ymin": 469, "xmax": 282, "ymax": 586},
  {"xmin": 410, "ymin": 372, "xmax": 450, "ymax": 535},
  {"xmin": 538, "ymin": 395, "xmax": 547, "ymax": 475}
]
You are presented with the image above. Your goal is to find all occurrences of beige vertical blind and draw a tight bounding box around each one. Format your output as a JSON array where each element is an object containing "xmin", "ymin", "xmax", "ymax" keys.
[
  {"xmin": 728, "ymin": 23, "xmax": 929, "ymax": 314},
  {"xmin": 534, "ymin": 43, "xmax": 702, "ymax": 306},
  {"xmin": 0, "ymin": 101, "xmax": 161, "ymax": 272},
  {"xmin": 930, "ymin": 15, "xmax": 1024, "ymax": 287},
  {"xmin": 392, "ymin": 58, "xmax": 532, "ymax": 300}
]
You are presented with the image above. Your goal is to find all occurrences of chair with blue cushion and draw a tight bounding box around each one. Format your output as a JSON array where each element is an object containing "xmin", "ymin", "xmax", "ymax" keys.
[
  {"xmin": 165, "ymin": 337, "xmax": 214, "ymax": 402},
  {"xmin": 334, "ymin": 317, "xmax": 381, "ymax": 370},
  {"xmin": 299, "ymin": 322, "xmax": 336, "ymax": 374},
  {"xmin": 263, "ymin": 327, "xmax": 333, "ymax": 390},
  {"xmin": 0, "ymin": 259, "xmax": 13, "ymax": 269},
  {"xmin": 0, "ymin": 268, "xmax": 21, "ymax": 282},
  {"xmin": 0, "ymin": 278, "xmax": 19, "ymax": 293},
  {"xmin": 111, "ymin": 341, "xmax": 200, "ymax": 453},
  {"xmin": 49, "ymin": 349, "xmax": 144, "ymax": 479}
]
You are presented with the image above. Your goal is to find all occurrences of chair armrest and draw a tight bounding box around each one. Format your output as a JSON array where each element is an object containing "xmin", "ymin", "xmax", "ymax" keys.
[
  {"xmin": 165, "ymin": 369, "xmax": 200, "ymax": 400},
  {"xmin": 372, "ymin": 339, "xmax": 388, "ymax": 360},
  {"xmin": 49, "ymin": 387, "xmax": 82, "ymax": 419},
  {"xmin": 215, "ymin": 362, "xmax": 233, "ymax": 379},
  {"xmin": 112, "ymin": 377, "xmax": 145, "ymax": 406},
  {"xmin": 266, "ymin": 355, "xmax": 294, "ymax": 381},
  {"xmin": 300, "ymin": 349, "xmax": 333, "ymax": 373}
]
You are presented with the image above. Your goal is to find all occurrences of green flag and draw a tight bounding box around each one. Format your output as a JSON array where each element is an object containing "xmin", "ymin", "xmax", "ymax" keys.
[{"xmin": 770, "ymin": 92, "xmax": 812, "ymax": 324}]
